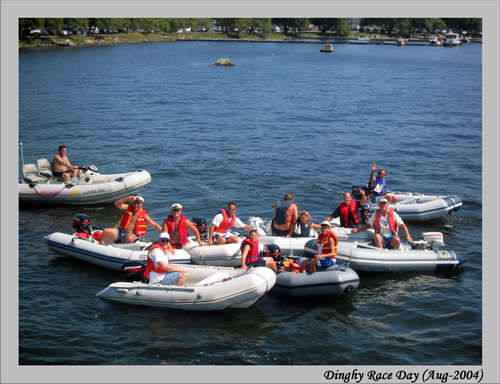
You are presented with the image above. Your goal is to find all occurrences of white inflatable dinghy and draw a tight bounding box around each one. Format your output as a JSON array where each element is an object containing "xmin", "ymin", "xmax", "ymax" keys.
[
  {"xmin": 46, "ymin": 232, "xmax": 191, "ymax": 271},
  {"xmin": 96, "ymin": 265, "xmax": 276, "ymax": 311},
  {"xmin": 19, "ymin": 160, "xmax": 151, "ymax": 205}
]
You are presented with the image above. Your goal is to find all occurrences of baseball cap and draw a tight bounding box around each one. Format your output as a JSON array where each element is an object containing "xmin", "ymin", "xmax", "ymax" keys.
[
  {"xmin": 320, "ymin": 221, "xmax": 332, "ymax": 228},
  {"xmin": 378, "ymin": 198, "xmax": 388, "ymax": 204},
  {"xmin": 134, "ymin": 196, "xmax": 145, "ymax": 203},
  {"xmin": 171, "ymin": 203, "xmax": 183, "ymax": 211},
  {"xmin": 159, "ymin": 232, "xmax": 171, "ymax": 241}
]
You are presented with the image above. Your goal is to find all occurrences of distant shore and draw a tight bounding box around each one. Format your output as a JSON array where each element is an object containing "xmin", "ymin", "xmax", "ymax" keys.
[{"xmin": 19, "ymin": 32, "xmax": 482, "ymax": 50}]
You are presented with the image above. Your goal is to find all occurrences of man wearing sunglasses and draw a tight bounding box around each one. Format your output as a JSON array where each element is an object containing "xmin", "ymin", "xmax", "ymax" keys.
[
  {"xmin": 100, "ymin": 195, "xmax": 162, "ymax": 244},
  {"xmin": 162, "ymin": 203, "xmax": 203, "ymax": 249}
]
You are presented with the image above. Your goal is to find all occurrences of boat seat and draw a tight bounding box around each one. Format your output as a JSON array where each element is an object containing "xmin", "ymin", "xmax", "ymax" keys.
[
  {"xmin": 22, "ymin": 163, "xmax": 46, "ymax": 183},
  {"xmin": 36, "ymin": 158, "xmax": 53, "ymax": 178}
]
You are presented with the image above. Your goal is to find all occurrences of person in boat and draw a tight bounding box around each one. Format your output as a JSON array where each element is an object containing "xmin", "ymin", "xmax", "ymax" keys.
[
  {"xmin": 352, "ymin": 197, "xmax": 413, "ymax": 249},
  {"xmin": 207, "ymin": 201, "xmax": 253, "ymax": 245},
  {"xmin": 292, "ymin": 210, "xmax": 320, "ymax": 238},
  {"xmin": 367, "ymin": 163, "xmax": 398, "ymax": 203},
  {"xmin": 143, "ymin": 232, "xmax": 186, "ymax": 286},
  {"xmin": 52, "ymin": 144, "xmax": 82, "ymax": 185},
  {"xmin": 162, "ymin": 203, "xmax": 203, "ymax": 249},
  {"xmin": 100, "ymin": 195, "xmax": 162, "ymax": 245},
  {"xmin": 100, "ymin": 195, "xmax": 161, "ymax": 244},
  {"xmin": 301, "ymin": 221, "xmax": 338, "ymax": 274},
  {"xmin": 240, "ymin": 229, "xmax": 277, "ymax": 272},
  {"xmin": 326, "ymin": 191, "xmax": 368, "ymax": 228},
  {"xmin": 271, "ymin": 192, "xmax": 299, "ymax": 237}
]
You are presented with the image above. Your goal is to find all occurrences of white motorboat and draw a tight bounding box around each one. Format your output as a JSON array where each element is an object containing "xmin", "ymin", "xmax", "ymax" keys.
[
  {"xmin": 273, "ymin": 263, "xmax": 359, "ymax": 298},
  {"xmin": 96, "ymin": 265, "xmax": 277, "ymax": 311},
  {"xmin": 429, "ymin": 36, "xmax": 443, "ymax": 46},
  {"xmin": 46, "ymin": 232, "xmax": 191, "ymax": 271},
  {"xmin": 443, "ymin": 33, "xmax": 462, "ymax": 47},
  {"xmin": 19, "ymin": 159, "xmax": 151, "ymax": 205}
]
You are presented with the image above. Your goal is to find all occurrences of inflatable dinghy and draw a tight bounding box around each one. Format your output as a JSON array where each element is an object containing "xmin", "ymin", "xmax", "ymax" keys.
[
  {"xmin": 19, "ymin": 160, "xmax": 151, "ymax": 205},
  {"xmin": 273, "ymin": 263, "xmax": 359, "ymax": 298},
  {"xmin": 333, "ymin": 232, "xmax": 464, "ymax": 273},
  {"xmin": 46, "ymin": 232, "xmax": 191, "ymax": 271},
  {"xmin": 96, "ymin": 265, "xmax": 276, "ymax": 311}
]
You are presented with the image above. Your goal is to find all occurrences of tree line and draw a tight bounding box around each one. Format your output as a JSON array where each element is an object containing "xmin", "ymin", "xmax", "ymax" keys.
[{"xmin": 19, "ymin": 18, "xmax": 482, "ymax": 39}]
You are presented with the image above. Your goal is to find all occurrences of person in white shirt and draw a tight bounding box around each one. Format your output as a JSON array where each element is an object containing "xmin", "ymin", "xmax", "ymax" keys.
[
  {"xmin": 145, "ymin": 232, "xmax": 186, "ymax": 285},
  {"xmin": 208, "ymin": 201, "xmax": 253, "ymax": 245},
  {"xmin": 352, "ymin": 198, "xmax": 413, "ymax": 249}
]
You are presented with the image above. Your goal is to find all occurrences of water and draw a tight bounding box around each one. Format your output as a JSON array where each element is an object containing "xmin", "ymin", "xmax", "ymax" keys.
[{"xmin": 19, "ymin": 41, "xmax": 482, "ymax": 365}]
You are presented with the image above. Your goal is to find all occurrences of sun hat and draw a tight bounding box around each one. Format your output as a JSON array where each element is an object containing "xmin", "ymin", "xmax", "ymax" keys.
[
  {"xmin": 171, "ymin": 203, "xmax": 183, "ymax": 210},
  {"xmin": 159, "ymin": 232, "xmax": 171, "ymax": 241},
  {"xmin": 320, "ymin": 221, "xmax": 332, "ymax": 228}
]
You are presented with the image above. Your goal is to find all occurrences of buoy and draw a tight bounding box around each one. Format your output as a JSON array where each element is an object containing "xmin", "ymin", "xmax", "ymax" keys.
[{"xmin": 214, "ymin": 58, "xmax": 234, "ymax": 66}]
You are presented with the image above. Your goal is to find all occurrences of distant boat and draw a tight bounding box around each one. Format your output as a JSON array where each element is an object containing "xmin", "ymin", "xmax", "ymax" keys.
[
  {"xmin": 397, "ymin": 38, "xmax": 406, "ymax": 47},
  {"xmin": 320, "ymin": 41, "xmax": 335, "ymax": 53},
  {"xmin": 443, "ymin": 33, "xmax": 462, "ymax": 47},
  {"xmin": 429, "ymin": 36, "xmax": 443, "ymax": 46}
]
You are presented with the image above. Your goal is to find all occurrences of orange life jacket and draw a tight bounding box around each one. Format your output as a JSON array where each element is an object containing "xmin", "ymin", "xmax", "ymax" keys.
[
  {"xmin": 164, "ymin": 214, "xmax": 188, "ymax": 248},
  {"xmin": 317, "ymin": 230, "xmax": 338, "ymax": 258},
  {"xmin": 143, "ymin": 243, "xmax": 169, "ymax": 279},
  {"xmin": 283, "ymin": 259, "xmax": 303, "ymax": 273},
  {"xmin": 118, "ymin": 206, "xmax": 148, "ymax": 237},
  {"xmin": 213, "ymin": 208, "xmax": 236, "ymax": 233},
  {"xmin": 339, "ymin": 200, "xmax": 360, "ymax": 228},
  {"xmin": 373, "ymin": 208, "xmax": 398, "ymax": 235}
]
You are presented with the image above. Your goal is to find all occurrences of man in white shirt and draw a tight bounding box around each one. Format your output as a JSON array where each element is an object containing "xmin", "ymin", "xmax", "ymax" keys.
[
  {"xmin": 353, "ymin": 198, "xmax": 413, "ymax": 249},
  {"xmin": 145, "ymin": 232, "xmax": 186, "ymax": 285},
  {"xmin": 208, "ymin": 201, "xmax": 253, "ymax": 245}
]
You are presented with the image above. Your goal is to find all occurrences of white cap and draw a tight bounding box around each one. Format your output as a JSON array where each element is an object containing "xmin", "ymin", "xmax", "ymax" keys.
[
  {"xmin": 378, "ymin": 198, "xmax": 388, "ymax": 204},
  {"xmin": 159, "ymin": 232, "xmax": 171, "ymax": 241},
  {"xmin": 320, "ymin": 221, "xmax": 332, "ymax": 228},
  {"xmin": 135, "ymin": 195, "xmax": 144, "ymax": 203},
  {"xmin": 171, "ymin": 203, "xmax": 183, "ymax": 210}
]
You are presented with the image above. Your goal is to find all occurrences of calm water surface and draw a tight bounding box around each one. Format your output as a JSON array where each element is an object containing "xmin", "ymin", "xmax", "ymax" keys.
[{"xmin": 18, "ymin": 41, "xmax": 482, "ymax": 365}]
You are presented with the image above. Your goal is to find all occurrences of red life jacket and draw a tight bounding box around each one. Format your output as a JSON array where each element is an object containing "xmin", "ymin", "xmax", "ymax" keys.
[
  {"xmin": 118, "ymin": 206, "xmax": 148, "ymax": 237},
  {"xmin": 213, "ymin": 208, "xmax": 236, "ymax": 233},
  {"xmin": 164, "ymin": 214, "xmax": 188, "ymax": 248},
  {"xmin": 240, "ymin": 238, "xmax": 260, "ymax": 264},
  {"xmin": 143, "ymin": 243, "xmax": 169, "ymax": 279},
  {"xmin": 339, "ymin": 200, "xmax": 360, "ymax": 228},
  {"xmin": 373, "ymin": 208, "xmax": 398, "ymax": 235},
  {"xmin": 317, "ymin": 230, "xmax": 338, "ymax": 258},
  {"xmin": 74, "ymin": 232, "xmax": 90, "ymax": 240}
]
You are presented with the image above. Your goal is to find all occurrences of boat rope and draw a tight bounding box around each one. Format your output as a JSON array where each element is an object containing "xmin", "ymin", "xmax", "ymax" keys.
[
  {"xmin": 115, "ymin": 176, "xmax": 130, "ymax": 194},
  {"xmin": 30, "ymin": 183, "xmax": 71, "ymax": 198}
]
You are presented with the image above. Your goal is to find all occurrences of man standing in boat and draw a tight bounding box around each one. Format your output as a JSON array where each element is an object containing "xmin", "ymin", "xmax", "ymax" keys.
[
  {"xmin": 326, "ymin": 191, "xmax": 368, "ymax": 228},
  {"xmin": 143, "ymin": 232, "xmax": 186, "ymax": 286},
  {"xmin": 162, "ymin": 203, "xmax": 203, "ymax": 249},
  {"xmin": 100, "ymin": 195, "xmax": 162, "ymax": 244},
  {"xmin": 207, "ymin": 201, "xmax": 253, "ymax": 245},
  {"xmin": 271, "ymin": 192, "xmax": 299, "ymax": 237},
  {"xmin": 352, "ymin": 197, "xmax": 413, "ymax": 249},
  {"xmin": 52, "ymin": 144, "xmax": 82, "ymax": 185}
]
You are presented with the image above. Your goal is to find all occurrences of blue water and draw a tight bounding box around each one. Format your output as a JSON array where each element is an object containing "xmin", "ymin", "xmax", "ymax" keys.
[{"xmin": 19, "ymin": 41, "xmax": 482, "ymax": 365}]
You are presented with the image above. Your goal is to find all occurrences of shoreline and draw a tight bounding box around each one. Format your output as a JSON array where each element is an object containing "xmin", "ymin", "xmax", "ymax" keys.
[{"xmin": 19, "ymin": 32, "xmax": 482, "ymax": 50}]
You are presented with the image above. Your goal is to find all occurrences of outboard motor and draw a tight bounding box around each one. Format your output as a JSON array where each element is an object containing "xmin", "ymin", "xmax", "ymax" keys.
[
  {"xmin": 72, "ymin": 213, "xmax": 92, "ymax": 235},
  {"xmin": 303, "ymin": 239, "xmax": 319, "ymax": 259},
  {"xmin": 422, "ymin": 232, "xmax": 445, "ymax": 249},
  {"xmin": 352, "ymin": 185, "xmax": 369, "ymax": 200},
  {"xmin": 191, "ymin": 217, "xmax": 208, "ymax": 241}
]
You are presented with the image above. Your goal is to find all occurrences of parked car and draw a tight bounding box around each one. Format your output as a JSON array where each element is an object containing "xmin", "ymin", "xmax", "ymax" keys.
[
  {"xmin": 272, "ymin": 25, "xmax": 281, "ymax": 33},
  {"xmin": 212, "ymin": 26, "xmax": 222, "ymax": 32},
  {"xmin": 195, "ymin": 26, "xmax": 207, "ymax": 32}
]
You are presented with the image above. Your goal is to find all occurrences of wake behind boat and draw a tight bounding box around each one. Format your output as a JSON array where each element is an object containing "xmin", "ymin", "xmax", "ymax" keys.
[{"xmin": 19, "ymin": 158, "xmax": 151, "ymax": 205}]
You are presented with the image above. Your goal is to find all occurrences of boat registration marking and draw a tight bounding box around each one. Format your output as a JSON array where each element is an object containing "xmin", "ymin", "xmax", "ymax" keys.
[{"xmin": 438, "ymin": 250, "xmax": 450, "ymax": 259}]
